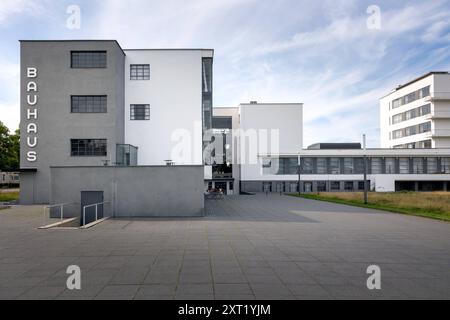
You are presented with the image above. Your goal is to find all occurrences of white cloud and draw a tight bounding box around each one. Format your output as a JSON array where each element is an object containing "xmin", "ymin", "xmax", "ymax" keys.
[
  {"xmin": 0, "ymin": 0, "xmax": 44, "ymax": 25},
  {"xmin": 0, "ymin": 101, "xmax": 20, "ymax": 131},
  {"xmin": 252, "ymin": 1, "xmax": 449, "ymax": 57},
  {"xmin": 87, "ymin": 0, "xmax": 257, "ymax": 48},
  {"xmin": 421, "ymin": 20, "xmax": 450, "ymax": 42},
  {"xmin": 1, "ymin": 0, "xmax": 449, "ymax": 143},
  {"xmin": 0, "ymin": 60, "xmax": 20, "ymax": 131}
]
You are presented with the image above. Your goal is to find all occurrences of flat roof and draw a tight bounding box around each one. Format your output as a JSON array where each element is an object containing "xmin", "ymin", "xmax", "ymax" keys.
[
  {"xmin": 382, "ymin": 71, "xmax": 449, "ymax": 98},
  {"xmin": 19, "ymin": 40, "xmax": 217, "ymax": 57},
  {"xmin": 19, "ymin": 39, "xmax": 127, "ymax": 56},
  {"xmin": 396, "ymin": 71, "xmax": 448, "ymax": 90},
  {"xmin": 308, "ymin": 143, "xmax": 361, "ymax": 150},
  {"xmin": 124, "ymin": 48, "xmax": 214, "ymax": 51},
  {"xmin": 239, "ymin": 102, "xmax": 303, "ymax": 106},
  {"xmin": 260, "ymin": 148, "xmax": 450, "ymax": 157}
]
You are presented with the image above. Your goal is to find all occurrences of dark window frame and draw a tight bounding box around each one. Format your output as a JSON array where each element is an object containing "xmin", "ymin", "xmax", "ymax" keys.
[
  {"xmin": 392, "ymin": 121, "xmax": 431, "ymax": 140},
  {"xmin": 392, "ymin": 86, "xmax": 430, "ymax": 109},
  {"xmin": 70, "ymin": 139, "xmax": 107, "ymax": 157},
  {"xmin": 71, "ymin": 51, "xmax": 107, "ymax": 69},
  {"xmin": 330, "ymin": 181, "xmax": 340, "ymax": 191},
  {"xmin": 130, "ymin": 104, "xmax": 150, "ymax": 120},
  {"xmin": 71, "ymin": 95, "xmax": 107, "ymax": 113},
  {"xmin": 344, "ymin": 181, "xmax": 354, "ymax": 191},
  {"xmin": 130, "ymin": 64, "xmax": 150, "ymax": 80}
]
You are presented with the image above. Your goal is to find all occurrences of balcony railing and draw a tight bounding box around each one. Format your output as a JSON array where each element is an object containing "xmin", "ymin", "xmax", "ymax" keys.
[
  {"xmin": 430, "ymin": 111, "xmax": 450, "ymax": 119},
  {"xmin": 431, "ymin": 129, "xmax": 450, "ymax": 137},
  {"xmin": 212, "ymin": 173, "xmax": 233, "ymax": 179},
  {"xmin": 425, "ymin": 92, "xmax": 450, "ymax": 101}
]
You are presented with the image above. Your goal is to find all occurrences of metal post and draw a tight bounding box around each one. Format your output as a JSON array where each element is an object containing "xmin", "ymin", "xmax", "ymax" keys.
[
  {"xmin": 83, "ymin": 207, "xmax": 86, "ymax": 227},
  {"xmin": 298, "ymin": 154, "xmax": 301, "ymax": 195},
  {"xmin": 363, "ymin": 134, "xmax": 368, "ymax": 204},
  {"xmin": 61, "ymin": 205, "xmax": 64, "ymax": 220},
  {"xmin": 95, "ymin": 205, "xmax": 98, "ymax": 222}
]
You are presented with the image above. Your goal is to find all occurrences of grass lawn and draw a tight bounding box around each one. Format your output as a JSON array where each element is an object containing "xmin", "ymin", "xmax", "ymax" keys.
[
  {"xmin": 289, "ymin": 192, "xmax": 450, "ymax": 222},
  {"xmin": 0, "ymin": 191, "xmax": 20, "ymax": 202}
]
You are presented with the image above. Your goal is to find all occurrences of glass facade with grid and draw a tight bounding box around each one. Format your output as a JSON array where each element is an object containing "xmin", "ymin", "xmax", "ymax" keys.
[
  {"xmin": 70, "ymin": 139, "xmax": 107, "ymax": 156},
  {"xmin": 130, "ymin": 104, "xmax": 150, "ymax": 120},
  {"xmin": 130, "ymin": 64, "xmax": 150, "ymax": 80},
  {"xmin": 71, "ymin": 51, "xmax": 107, "ymax": 68},
  {"xmin": 262, "ymin": 157, "xmax": 450, "ymax": 175},
  {"xmin": 71, "ymin": 96, "xmax": 107, "ymax": 113}
]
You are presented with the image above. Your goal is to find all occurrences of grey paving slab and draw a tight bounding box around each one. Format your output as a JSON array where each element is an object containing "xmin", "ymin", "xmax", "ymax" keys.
[
  {"xmin": 58, "ymin": 285, "xmax": 105, "ymax": 299},
  {"xmin": 95, "ymin": 285, "xmax": 139, "ymax": 299},
  {"xmin": 17, "ymin": 286, "xmax": 66, "ymax": 300},
  {"xmin": 214, "ymin": 283, "xmax": 253, "ymax": 295},
  {"xmin": 0, "ymin": 194, "xmax": 449, "ymax": 300}
]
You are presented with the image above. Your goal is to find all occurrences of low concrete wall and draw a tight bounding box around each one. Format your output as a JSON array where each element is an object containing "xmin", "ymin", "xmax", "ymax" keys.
[{"xmin": 50, "ymin": 166, "xmax": 204, "ymax": 217}]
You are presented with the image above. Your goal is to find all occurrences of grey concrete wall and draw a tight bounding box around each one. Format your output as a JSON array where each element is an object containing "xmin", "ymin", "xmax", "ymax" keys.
[
  {"xmin": 19, "ymin": 172, "xmax": 36, "ymax": 204},
  {"xmin": 240, "ymin": 181, "xmax": 264, "ymax": 193},
  {"xmin": 50, "ymin": 166, "xmax": 205, "ymax": 217},
  {"xmin": 20, "ymin": 41, "xmax": 125, "ymax": 204}
]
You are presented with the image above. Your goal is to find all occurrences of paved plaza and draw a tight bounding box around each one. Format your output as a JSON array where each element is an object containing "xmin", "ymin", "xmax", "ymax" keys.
[{"xmin": 0, "ymin": 194, "xmax": 449, "ymax": 300}]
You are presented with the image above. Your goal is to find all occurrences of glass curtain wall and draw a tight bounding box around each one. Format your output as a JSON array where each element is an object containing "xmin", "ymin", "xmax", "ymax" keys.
[{"xmin": 202, "ymin": 57, "xmax": 213, "ymax": 165}]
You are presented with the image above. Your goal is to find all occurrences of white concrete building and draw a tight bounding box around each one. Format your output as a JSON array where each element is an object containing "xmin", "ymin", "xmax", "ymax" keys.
[
  {"xmin": 380, "ymin": 72, "xmax": 450, "ymax": 149},
  {"xmin": 124, "ymin": 49, "xmax": 213, "ymax": 166},
  {"xmin": 204, "ymin": 102, "xmax": 304, "ymax": 194},
  {"xmin": 258, "ymin": 147, "xmax": 450, "ymax": 193},
  {"xmin": 18, "ymin": 40, "xmax": 450, "ymax": 215},
  {"xmin": 238, "ymin": 102, "xmax": 303, "ymax": 192},
  {"xmin": 206, "ymin": 100, "xmax": 450, "ymax": 194}
]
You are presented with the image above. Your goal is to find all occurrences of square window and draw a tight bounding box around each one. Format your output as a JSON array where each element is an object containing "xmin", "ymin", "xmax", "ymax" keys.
[
  {"xmin": 130, "ymin": 104, "xmax": 150, "ymax": 120},
  {"xmin": 130, "ymin": 64, "xmax": 150, "ymax": 80}
]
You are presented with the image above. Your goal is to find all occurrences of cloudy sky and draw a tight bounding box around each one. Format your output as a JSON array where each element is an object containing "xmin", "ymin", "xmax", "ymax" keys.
[{"xmin": 0, "ymin": 0, "xmax": 449, "ymax": 147}]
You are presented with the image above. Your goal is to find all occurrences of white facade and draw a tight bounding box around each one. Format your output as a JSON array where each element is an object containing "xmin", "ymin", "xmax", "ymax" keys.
[
  {"xmin": 380, "ymin": 72, "xmax": 450, "ymax": 149},
  {"xmin": 238, "ymin": 103, "xmax": 303, "ymax": 182},
  {"xmin": 204, "ymin": 103, "xmax": 303, "ymax": 194},
  {"xmin": 124, "ymin": 49, "xmax": 213, "ymax": 165},
  {"xmin": 225, "ymin": 101, "xmax": 450, "ymax": 194},
  {"xmin": 273, "ymin": 148, "xmax": 450, "ymax": 192}
]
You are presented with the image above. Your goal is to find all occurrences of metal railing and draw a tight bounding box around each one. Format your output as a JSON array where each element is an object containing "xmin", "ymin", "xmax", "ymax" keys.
[
  {"xmin": 431, "ymin": 129, "xmax": 450, "ymax": 137},
  {"xmin": 426, "ymin": 92, "xmax": 450, "ymax": 100},
  {"xmin": 82, "ymin": 201, "xmax": 110, "ymax": 227},
  {"xmin": 43, "ymin": 202, "xmax": 78, "ymax": 225}
]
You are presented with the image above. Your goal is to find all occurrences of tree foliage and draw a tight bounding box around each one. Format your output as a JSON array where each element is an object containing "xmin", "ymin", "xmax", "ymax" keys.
[{"xmin": 0, "ymin": 121, "xmax": 20, "ymax": 170}]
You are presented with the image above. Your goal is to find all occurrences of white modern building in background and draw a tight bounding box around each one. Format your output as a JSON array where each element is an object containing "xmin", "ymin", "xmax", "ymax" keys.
[
  {"xmin": 204, "ymin": 102, "xmax": 303, "ymax": 194},
  {"xmin": 380, "ymin": 72, "xmax": 450, "ymax": 149},
  {"xmin": 262, "ymin": 146, "xmax": 450, "ymax": 193},
  {"xmin": 206, "ymin": 102, "xmax": 450, "ymax": 194}
]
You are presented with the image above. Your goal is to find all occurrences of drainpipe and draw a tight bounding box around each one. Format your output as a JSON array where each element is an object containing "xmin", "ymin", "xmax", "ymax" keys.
[{"xmin": 298, "ymin": 154, "xmax": 301, "ymax": 195}]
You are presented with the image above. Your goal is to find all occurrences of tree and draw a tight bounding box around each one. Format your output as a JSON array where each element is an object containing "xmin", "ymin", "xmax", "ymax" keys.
[
  {"xmin": 0, "ymin": 121, "xmax": 20, "ymax": 170},
  {"xmin": 8, "ymin": 129, "xmax": 20, "ymax": 169},
  {"xmin": 0, "ymin": 121, "xmax": 10, "ymax": 169}
]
